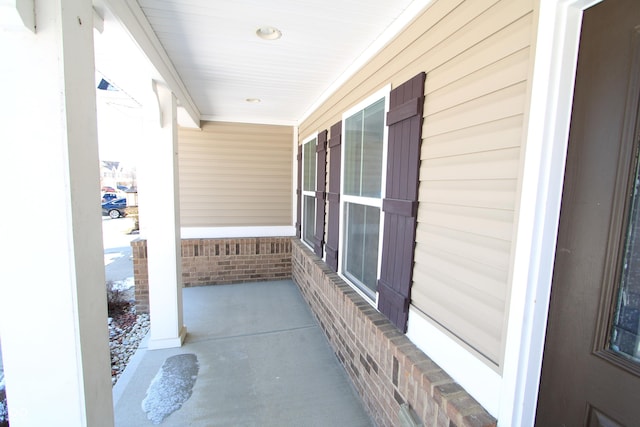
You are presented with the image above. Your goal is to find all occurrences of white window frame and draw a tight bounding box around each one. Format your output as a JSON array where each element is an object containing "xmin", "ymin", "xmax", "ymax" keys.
[
  {"xmin": 337, "ymin": 85, "xmax": 391, "ymax": 305},
  {"xmin": 301, "ymin": 133, "xmax": 318, "ymax": 250}
]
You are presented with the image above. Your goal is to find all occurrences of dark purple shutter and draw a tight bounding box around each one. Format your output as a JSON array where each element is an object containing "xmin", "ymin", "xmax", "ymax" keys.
[
  {"xmin": 325, "ymin": 121, "xmax": 342, "ymax": 271},
  {"xmin": 314, "ymin": 130, "xmax": 328, "ymax": 257},
  {"xmin": 295, "ymin": 143, "xmax": 302, "ymax": 238},
  {"xmin": 377, "ymin": 72, "xmax": 425, "ymax": 332}
]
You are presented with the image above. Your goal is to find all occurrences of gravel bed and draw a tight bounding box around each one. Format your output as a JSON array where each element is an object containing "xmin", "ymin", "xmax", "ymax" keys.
[
  {"xmin": 0, "ymin": 387, "xmax": 7, "ymax": 427},
  {"xmin": 108, "ymin": 311, "xmax": 150, "ymax": 386}
]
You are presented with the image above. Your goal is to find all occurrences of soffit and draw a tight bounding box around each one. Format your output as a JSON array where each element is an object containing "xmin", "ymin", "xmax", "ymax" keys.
[{"xmin": 134, "ymin": 0, "xmax": 421, "ymax": 125}]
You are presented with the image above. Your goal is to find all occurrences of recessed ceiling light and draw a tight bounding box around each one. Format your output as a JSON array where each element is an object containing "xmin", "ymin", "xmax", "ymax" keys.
[
  {"xmin": 246, "ymin": 98, "xmax": 261, "ymax": 103},
  {"xmin": 256, "ymin": 26, "xmax": 282, "ymax": 40}
]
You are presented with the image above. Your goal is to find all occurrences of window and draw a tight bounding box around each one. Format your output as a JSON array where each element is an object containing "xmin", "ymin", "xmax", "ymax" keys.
[
  {"xmin": 302, "ymin": 134, "xmax": 317, "ymax": 248},
  {"xmin": 340, "ymin": 88, "xmax": 389, "ymax": 300}
]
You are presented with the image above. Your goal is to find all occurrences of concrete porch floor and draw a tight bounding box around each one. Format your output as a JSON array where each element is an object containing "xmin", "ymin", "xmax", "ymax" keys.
[{"xmin": 113, "ymin": 280, "xmax": 374, "ymax": 426}]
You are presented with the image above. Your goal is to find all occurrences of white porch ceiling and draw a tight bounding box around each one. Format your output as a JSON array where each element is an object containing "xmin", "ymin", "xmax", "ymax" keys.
[{"xmin": 95, "ymin": 0, "xmax": 428, "ymax": 126}]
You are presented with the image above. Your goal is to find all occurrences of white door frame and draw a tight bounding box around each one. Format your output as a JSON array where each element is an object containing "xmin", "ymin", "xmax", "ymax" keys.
[{"xmin": 501, "ymin": 0, "xmax": 604, "ymax": 425}]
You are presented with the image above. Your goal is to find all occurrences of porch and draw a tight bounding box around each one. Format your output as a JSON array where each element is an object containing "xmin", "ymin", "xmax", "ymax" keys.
[{"xmin": 113, "ymin": 279, "xmax": 373, "ymax": 426}]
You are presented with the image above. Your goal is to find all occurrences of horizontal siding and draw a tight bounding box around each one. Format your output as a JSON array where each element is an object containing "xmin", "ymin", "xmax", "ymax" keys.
[
  {"xmin": 179, "ymin": 121, "xmax": 293, "ymax": 227},
  {"xmin": 424, "ymin": 49, "xmax": 530, "ymax": 115},
  {"xmin": 423, "ymin": 82, "xmax": 528, "ymax": 137},
  {"xmin": 416, "ymin": 223, "xmax": 512, "ymax": 271},
  {"xmin": 423, "ymin": 115, "xmax": 523, "ymax": 159},
  {"xmin": 420, "ymin": 179, "xmax": 517, "ymax": 211},
  {"xmin": 422, "ymin": 148, "xmax": 521, "ymax": 181},
  {"xmin": 299, "ymin": 0, "xmax": 534, "ymax": 369}
]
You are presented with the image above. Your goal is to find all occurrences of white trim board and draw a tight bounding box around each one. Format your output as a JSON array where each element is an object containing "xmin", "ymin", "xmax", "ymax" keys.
[
  {"xmin": 180, "ymin": 226, "xmax": 296, "ymax": 239},
  {"xmin": 407, "ymin": 308, "xmax": 502, "ymax": 417},
  {"xmin": 200, "ymin": 115, "xmax": 298, "ymax": 127},
  {"xmin": 499, "ymin": 1, "xmax": 602, "ymax": 426},
  {"xmin": 292, "ymin": 125, "xmax": 300, "ymax": 240}
]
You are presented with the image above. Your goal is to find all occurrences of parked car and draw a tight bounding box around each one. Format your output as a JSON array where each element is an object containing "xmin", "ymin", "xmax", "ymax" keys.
[
  {"xmin": 101, "ymin": 192, "xmax": 118, "ymax": 202},
  {"xmin": 102, "ymin": 198, "xmax": 127, "ymax": 219}
]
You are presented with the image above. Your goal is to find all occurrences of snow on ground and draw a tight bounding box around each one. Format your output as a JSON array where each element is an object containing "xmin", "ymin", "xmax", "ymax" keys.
[
  {"xmin": 110, "ymin": 276, "xmax": 135, "ymax": 291},
  {"xmin": 104, "ymin": 252, "xmax": 125, "ymax": 266},
  {"xmin": 142, "ymin": 354, "xmax": 199, "ymax": 424}
]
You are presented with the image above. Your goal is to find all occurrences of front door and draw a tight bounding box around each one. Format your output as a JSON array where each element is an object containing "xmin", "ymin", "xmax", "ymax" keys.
[{"xmin": 536, "ymin": 0, "xmax": 640, "ymax": 425}]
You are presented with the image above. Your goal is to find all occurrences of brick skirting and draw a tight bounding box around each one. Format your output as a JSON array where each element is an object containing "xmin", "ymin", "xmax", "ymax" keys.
[
  {"xmin": 291, "ymin": 239, "xmax": 496, "ymax": 427},
  {"xmin": 131, "ymin": 237, "xmax": 292, "ymax": 314},
  {"xmin": 131, "ymin": 239, "xmax": 149, "ymax": 315}
]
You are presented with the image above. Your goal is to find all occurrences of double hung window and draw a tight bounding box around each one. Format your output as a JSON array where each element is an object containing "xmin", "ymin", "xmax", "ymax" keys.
[
  {"xmin": 340, "ymin": 89, "xmax": 389, "ymax": 300},
  {"xmin": 301, "ymin": 134, "xmax": 317, "ymax": 248}
]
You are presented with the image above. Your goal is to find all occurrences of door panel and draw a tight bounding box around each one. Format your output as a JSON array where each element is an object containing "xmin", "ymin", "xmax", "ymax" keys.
[{"xmin": 536, "ymin": 0, "xmax": 640, "ymax": 425}]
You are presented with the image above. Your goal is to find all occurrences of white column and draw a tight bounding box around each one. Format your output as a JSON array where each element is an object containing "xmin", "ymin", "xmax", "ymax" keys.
[
  {"xmin": 0, "ymin": 0, "xmax": 114, "ymax": 426},
  {"xmin": 138, "ymin": 80, "xmax": 186, "ymax": 349}
]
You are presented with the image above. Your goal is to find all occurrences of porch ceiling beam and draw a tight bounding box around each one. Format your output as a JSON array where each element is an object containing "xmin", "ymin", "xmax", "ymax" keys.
[
  {"xmin": 93, "ymin": 6, "xmax": 104, "ymax": 33},
  {"xmin": 10, "ymin": 0, "xmax": 35, "ymax": 32},
  {"xmin": 99, "ymin": 0, "xmax": 201, "ymax": 128}
]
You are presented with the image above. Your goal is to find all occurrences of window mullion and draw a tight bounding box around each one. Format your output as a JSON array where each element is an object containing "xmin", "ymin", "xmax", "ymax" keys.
[
  {"xmin": 342, "ymin": 194, "xmax": 382, "ymax": 208},
  {"xmin": 359, "ymin": 111, "xmax": 365, "ymax": 197}
]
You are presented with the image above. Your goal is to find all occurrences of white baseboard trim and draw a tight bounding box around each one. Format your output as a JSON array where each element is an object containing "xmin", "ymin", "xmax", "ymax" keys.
[
  {"xmin": 180, "ymin": 226, "xmax": 296, "ymax": 239},
  {"xmin": 147, "ymin": 326, "xmax": 187, "ymax": 350},
  {"xmin": 407, "ymin": 308, "xmax": 501, "ymax": 417}
]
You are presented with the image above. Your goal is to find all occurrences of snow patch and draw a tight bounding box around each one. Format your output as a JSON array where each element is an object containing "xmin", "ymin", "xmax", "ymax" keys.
[
  {"xmin": 110, "ymin": 276, "xmax": 134, "ymax": 291},
  {"xmin": 104, "ymin": 252, "xmax": 123, "ymax": 266},
  {"xmin": 141, "ymin": 354, "xmax": 199, "ymax": 424}
]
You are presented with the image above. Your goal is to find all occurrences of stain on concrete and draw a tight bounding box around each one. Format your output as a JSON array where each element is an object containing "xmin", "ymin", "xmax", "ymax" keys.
[{"xmin": 141, "ymin": 354, "xmax": 199, "ymax": 424}]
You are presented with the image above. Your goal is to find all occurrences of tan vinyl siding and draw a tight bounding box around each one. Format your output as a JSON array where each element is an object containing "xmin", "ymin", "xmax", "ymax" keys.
[
  {"xmin": 179, "ymin": 121, "xmax": 293, "ymax": 227},
  {"xmin": 299, "ymin": 0, "xmax": 534, "ymax": 369}
]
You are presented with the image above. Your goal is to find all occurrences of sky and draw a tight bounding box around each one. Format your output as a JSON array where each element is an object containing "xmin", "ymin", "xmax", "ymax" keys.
[{"xmin": 95, "ymin": 78, "xmax": 143, "ymax": 167}]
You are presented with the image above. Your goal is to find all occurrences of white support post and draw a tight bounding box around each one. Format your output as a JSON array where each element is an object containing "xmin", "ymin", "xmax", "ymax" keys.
[
  {"xmin": 138, "ymin": 80, "xmax": 186, "ymax": 350},
  {"xmin": 0, "ymin": 0, "xmax": 114, "ymax": 426}
]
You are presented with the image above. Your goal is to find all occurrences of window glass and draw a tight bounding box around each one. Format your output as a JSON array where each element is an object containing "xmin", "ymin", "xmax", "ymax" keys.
[
  {"xmin": 611, "ymin": 154, "xmax": 640, "ymax": 363},
  {"xmin": 340, "ymin": 91, "xmax": 387, "ymax": 299},
  {"xmin": 303, "ymin": 138, "xmax": 316, "ymax": 192},
  {"xmin": 302, "ymin": 137, "xmax": 317, "ymax": 248},
  {"xmin": 344, "ymin": 98, "xmax": 385, "ymax": 198},
  {"xmin": 303, "ymin": 195, "xmax": 316, "ymax": 246},
  {"xmin": 344, "ymin": 202, "xmax": 380, "ymax": 296}
]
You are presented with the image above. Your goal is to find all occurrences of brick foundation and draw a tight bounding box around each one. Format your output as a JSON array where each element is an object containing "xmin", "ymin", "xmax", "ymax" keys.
[
  {"xmin": 131, "ymin": 239, "xmax": 149, "ymax": 314},
  {"xmin": 131, "ymin": 237, "xmax": 292, "ymax": 314},
  {"xmin": 291, "ymin": 239, "xmax": 496, "ymax": 427}
]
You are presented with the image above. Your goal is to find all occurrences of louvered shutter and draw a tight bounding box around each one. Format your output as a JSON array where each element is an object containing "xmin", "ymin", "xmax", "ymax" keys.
[
  {"xmin": 295, "ymin": 143, "xmax": 302, "ymax": 238},
  {"xmin": 314, "ymin": 130, "xmax": 328, "ymax": 257},
  {"xmin": 377, "ymin": 72, "xmax": 425, "ymax": 332},
  {"xmin": 325, "ymin": 121, "xmax": 342, "ymax": 271}
]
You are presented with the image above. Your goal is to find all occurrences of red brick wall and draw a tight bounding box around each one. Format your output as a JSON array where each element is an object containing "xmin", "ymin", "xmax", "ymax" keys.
[
  {"xmin": 132, "ymin": 237, "xmax": 292, "ymax": 314},
  {"xmin": 181, "ymin": 237, "xmax": 291, "ymax": 286},
  {"xmin": 131, "ymin": 239, "xmax": 149, "ymax": 314},
  {"xmin": 291, "ymin": 239, "xmax": 496, "ymax": 427}
]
